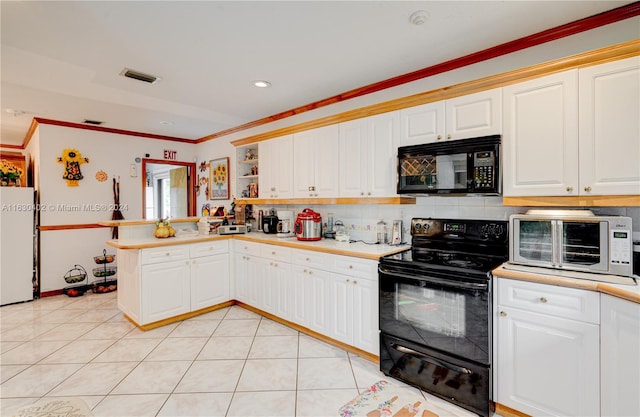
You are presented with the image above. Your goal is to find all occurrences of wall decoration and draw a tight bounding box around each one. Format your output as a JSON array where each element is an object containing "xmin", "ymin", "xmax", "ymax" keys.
[
  {"xmin": 209, "ymin": 157, "xmax": 229, "ymax": 200},
  {"xmin": 95, "ymin": 170, "xmax": 108, "ymax": 182},
  {"xmin": 0, "ymin": 153, "xmax": 26, "ymax": 186},
  {"xmin": 57, "ymin": 148, "xmax": 89, "ymax": 186}
]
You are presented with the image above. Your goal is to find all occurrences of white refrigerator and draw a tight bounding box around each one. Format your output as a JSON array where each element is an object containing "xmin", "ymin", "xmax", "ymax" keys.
[{"xmin": 1, "ymin": 187, "xmax": 34, "ymax": 305}]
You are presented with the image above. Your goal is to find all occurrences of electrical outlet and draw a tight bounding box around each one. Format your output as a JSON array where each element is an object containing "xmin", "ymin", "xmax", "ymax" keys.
[{"xmin": 130, "ymin": 164, "xmax": 137, "ymax": 177}]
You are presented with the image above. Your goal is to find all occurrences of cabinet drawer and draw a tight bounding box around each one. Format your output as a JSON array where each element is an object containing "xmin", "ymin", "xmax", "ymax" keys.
[
  {"xmin": 261, "ymin": 244, "xmax": 291, "ymax": 262},
  {"xmin": 334, "ymin": 256, "xmax": 377, "ymax": 279},
  {"xmin": 234, "ymin": 240, "xmax": 262, "ymax": 257},
  {"xmin": 141, "ymin": 245, "xmax": 189, "ymax": 265},
  {"xmin": 291, "ymin": 249, "xmax": 335, "ymax": 271},
  {"xmin": 190, "ymin": 240, "xmax": 229, "ymax": 258},
  {"xmin": 497, "ymin": 278, "xmax": 599, "ymax": 324}
]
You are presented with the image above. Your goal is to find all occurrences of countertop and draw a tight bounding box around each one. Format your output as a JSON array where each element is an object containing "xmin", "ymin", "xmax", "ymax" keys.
[
  {"xmin": 493, "ymin": 263, "xmax": 640, "ymax": 304},
  {"xmin": 106, "ymin": 232, "xmax": 409, "ymax": 260}
]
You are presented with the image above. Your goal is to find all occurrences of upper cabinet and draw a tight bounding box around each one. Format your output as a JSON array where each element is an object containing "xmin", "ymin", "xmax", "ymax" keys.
[
  {"xmin": 399, "ymin": 88, "xmax": 502, "ymax": 146},
  {"xmin": 502, "ymin": 70, "xmax": 579, "ymax": 196},
  {"xmin": 293, "ymin": 125, "xmax": 340, "ymax": 198},
  {"xmin": 259, "ymin": 135, "xmax": 293, "ymax": 199},
  {"xmin": 339, "ymin": 112, "xmax": 399, "ymax": 197},
  {"xmin": 503, "ymin": 56, "xmax": 640, "ymax": 197},
  {"xmin": 578, "ymin": 57, "xmax": 640, "ymax": 196}
]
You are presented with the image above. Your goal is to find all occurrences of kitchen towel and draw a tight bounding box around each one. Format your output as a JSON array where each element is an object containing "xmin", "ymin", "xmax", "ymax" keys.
[
  {"xmin": 8, "ymin": 397, "xmax": 93, "ymax": 417},
  {"xmin": 339, "ymin": 380, "xmax": 440, "ymax": 417}
]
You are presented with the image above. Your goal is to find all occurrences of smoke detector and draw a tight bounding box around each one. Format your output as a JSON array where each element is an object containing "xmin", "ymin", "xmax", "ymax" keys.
[{"xmin": 409, "ymin": 10, "xmax": 429, "ymax": 25}]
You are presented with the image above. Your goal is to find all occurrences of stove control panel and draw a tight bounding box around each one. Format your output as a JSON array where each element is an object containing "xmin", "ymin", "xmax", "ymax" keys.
[{"xmin": 411, "ymin": 218, "xmax": 508, "ymax": 242}]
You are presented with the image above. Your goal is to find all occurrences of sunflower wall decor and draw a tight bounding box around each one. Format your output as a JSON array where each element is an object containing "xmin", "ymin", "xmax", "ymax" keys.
[
  {"xmin": 209, "ymin": 157, "xmax": 229, "ymax": 200},
  {"xmin": 57, "ymin": 148, "xmax": 89, "ymax": 186}
]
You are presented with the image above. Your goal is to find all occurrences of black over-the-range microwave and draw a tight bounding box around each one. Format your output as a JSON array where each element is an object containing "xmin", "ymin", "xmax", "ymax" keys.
[{"xmin": 397, "ymin": 135, "xmax": 501, "ymax": 195}]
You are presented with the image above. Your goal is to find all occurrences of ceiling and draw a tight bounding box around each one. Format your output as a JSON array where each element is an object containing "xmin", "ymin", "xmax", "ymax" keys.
[{"xmin": 0, "ymin": 1, "xmax": 633, "ymax": 147}]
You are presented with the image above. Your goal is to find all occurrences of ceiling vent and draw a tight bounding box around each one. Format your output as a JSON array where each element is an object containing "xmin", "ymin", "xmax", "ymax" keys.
[
  {"xmin": 120, "ymin": 68, "xmax": 161, "ymax": 84},
  {"xmin": 82, "ymin": 119, "xmax": 104, "ymax": 125}
]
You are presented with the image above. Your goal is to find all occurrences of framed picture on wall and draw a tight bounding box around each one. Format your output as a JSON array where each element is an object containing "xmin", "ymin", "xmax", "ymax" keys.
[{"xmin": 209, "ymin": 157, "xmax": 229, "ymax": 200}]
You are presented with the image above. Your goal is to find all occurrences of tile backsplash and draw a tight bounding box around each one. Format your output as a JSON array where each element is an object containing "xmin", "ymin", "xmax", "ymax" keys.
[{"xmin": 252, "ymin": 198, "xmax": 640, "ymax": 243}]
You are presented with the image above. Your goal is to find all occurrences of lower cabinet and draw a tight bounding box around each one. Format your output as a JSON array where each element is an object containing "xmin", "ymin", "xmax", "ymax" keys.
[
  {"xmin": 232, "ymin": 241, "xmax": 380, "ymax": 355},
  {"xmin": 495, "ymin": 278, "xmax": 600, "ymax": 417},
  {"xmin": 118, "ymin": 240, "xmax": 230, "ymax": 326},
  {"xmin": 601, "ymin": 294, "xmax": 640, "ymax": 417}
]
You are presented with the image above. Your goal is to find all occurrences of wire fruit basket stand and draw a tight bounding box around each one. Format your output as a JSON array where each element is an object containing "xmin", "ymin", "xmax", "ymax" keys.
[
  {"xmin": 62, "ymin": 264, "xmax": 91, "ymax": 297},
  {"xmin": 92, "ymin": 249, "xmax": 117, "ymax": 293}
]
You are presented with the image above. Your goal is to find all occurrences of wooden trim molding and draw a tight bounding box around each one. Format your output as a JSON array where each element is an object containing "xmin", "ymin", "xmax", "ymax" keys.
[
  {"xmin": 495, "ymin": 403, "xmax": 532, "ymax": 417},
  {"xmin": 231, "ymin": 39, "xmax": 640, "ymax": 147},
  {"xmin": 39, "ymin": 223, "xmax": 108, "ymax": 231},
  {"xmin": 34, "ymin": 118, "xmax": 194, "ymax": 143},
  {"xmin": 233, "ymin": 197, "xmax": 416, "ymax": 205},
  {"xmin": 503, "ymin": 194, "xmax": 640, "ymax": 207}
]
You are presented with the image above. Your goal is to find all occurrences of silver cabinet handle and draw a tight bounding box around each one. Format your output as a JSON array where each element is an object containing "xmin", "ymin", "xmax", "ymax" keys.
[
  {"xmin": 447, "ymin": 134, "xmax": 451, "ymax": 139},
  {"xmin": 500, "ymin": 311, "xmax": 507, "ymax": 317},
  {"xmin": 566, "ymin": 186, "xmax": 573, "ymax": 193},
  {"xmin": 540, "ymin": 297, "xmax": 548, "ymax": 303},
  {"xmin": 584, "ymin": 186, "xmax": 592, "ymax": 192}
]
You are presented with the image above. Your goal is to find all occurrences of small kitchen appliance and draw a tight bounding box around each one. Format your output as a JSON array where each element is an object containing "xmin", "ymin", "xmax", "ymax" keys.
[
  {"xmin": 262, "ymin": 210, "xmax": 279, "ymax": 234},
  {"xmin": 508, "ymin": 209, "xmax": 634, "ymax": 282},
  {"xmin": 397, "ymin": 135, "xmax": 501, "ymax": 195},
  {"xmin": 294, "ymin": 208, "xmax": 322, "ymax": 241},
  {"xmin": 218, "ymin": 224, "xmax": 247, "ymax": 235},
  {"xmin": 276, "ymin": 210, "xmax": 294, "ymax": 238}
]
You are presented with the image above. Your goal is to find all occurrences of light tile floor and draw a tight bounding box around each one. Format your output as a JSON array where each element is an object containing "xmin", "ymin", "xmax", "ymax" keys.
[{"xmin": 1, "ymin": 292, "xmax": 476, "ymax": 417}]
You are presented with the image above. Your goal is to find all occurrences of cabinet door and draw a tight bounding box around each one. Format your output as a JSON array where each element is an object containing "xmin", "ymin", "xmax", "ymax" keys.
[
  {"xmin": 579, "ymin": 57, "xmax": 640, "ymax": 196},
  {"xmin": 259, "ymin": 257, "xmax": 277, "ymax": 315},
  {"xmin": 339, "ymin": 118, "xmax": 368, "ymax": 197},
  {"xmin": 314, "ymin": 125, "xmax": 340, "ymax": 197},
  {"xmin": 261, "ymin": 135, "xmax": 294, "ymax": 198},
  {"xmin": 400, "ymin": 101, "xmax": 445, "ymax": 146},
  {"xmin": 141, "ymin": 259, "xmax": 190, "ymax": 324},
  {"xmin": 234, "ymin": 253, "xmax": 260, "ymax": 306},
  {"xmin": 502, "ymin": 70, "xmax": 579, "ymax": 196},
  {"xmin": 293, "ymin": 130, "xmax": 317, "ymax": 197},
  {"xmin": 290, "ymin": 265, "xmax": 309, "ymax": 327},
  {"xmin": 328, "ymin": 274, "xmax": 353, "ymax": 345},
  {"xmin": 601, "ymin": 294, "xmax": 640, "ymax": 417},
  {"xmin": 367, "ymin": 112, "xmax": 399, "ymax": 197},
  {"xmin": 496, "ymin": 306, "xmax": 600, "ymax": 417},
  {"xmin": 305, "ymin": 267, "xmax": 332, "ymax": 336},
  {"xmin": 445, "ymin": 88, "xmax": 502, "ymax": 140},
  {"xmin": 191, "ymin": 254, "xmax": 229, "ymax": 311},
  {"xmin": 350, "ymin": 277, "xmax": 379, "ymax": 355},
  {"xmin": 273, "ymin": 261, "xmax": 293, "ymax": 322}
]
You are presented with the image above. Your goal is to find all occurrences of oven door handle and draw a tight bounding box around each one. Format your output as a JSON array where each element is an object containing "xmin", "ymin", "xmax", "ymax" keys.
[
  {"xmin": 378, "ymin": 266, "xmax": 488, "ymax": 291},
  {"xmin": 390, "ymin": 342, "xmax": 473, "ymax": 374}
]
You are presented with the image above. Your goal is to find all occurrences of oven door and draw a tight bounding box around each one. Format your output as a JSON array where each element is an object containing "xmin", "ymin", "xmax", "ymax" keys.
[{"xmin": 378, "ymin": 264, "xmax": 491, "ymax": 365}]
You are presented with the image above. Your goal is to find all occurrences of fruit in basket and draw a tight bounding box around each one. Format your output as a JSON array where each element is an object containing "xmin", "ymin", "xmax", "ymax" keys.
[{"xmin": 106, "ymin": 256, "xmax": 114, "ymax": 262}]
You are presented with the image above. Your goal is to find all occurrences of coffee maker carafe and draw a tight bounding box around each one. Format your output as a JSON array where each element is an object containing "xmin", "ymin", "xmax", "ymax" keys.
[{"xmin": 276, "ymin": 210, "xmax": 294, "ymax": 237}]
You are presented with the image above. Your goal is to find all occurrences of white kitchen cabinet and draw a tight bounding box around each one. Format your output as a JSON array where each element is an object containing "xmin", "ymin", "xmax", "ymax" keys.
[
  {"xmin": 495, "ymin": 278, "xmax": 600, "ymax": 417},
  {"xmin": 339, "ymin": 112, "xmax": 399, "ymax": 197},
  {"xmin": 303, "ymin": 265, "xmax": 334, "ymax": 337},
  {"xmin": 293, "ymin": 125, "xmax": 340, "ymax": 197},
  {"xmin": 502, "ymin": 70, "xmax": 579, "ymax": 197},
  {"xmin": 118, "ymin": 240, "xmax": 230, "ymax": 326},
  {"xmin": 141, "ymin": 260, "xmax": 191, "ymax": 324},
  {"xmin": 579, "ymin": 56, "xmax": 640, "ymax": 196},
  {"xmin": 233, "ymin": 241, "xmax": 262, "ymax": 306},
  {"xmin": 601, "ymin": 294, "xmax": 640, "ymax": 417},
  {"xmin": 400, "ymin": 88, "xmax": 501, "ymax": 146},
  {"xmin": 503, "ymin": 56, "xmax": 640, "ymax": 197},
  {"xmin": 259, "ymin": 135, "xmax": 293, "ymax": 198}
]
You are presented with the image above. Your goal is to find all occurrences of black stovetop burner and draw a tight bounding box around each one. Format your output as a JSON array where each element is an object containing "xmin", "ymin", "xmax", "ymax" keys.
[{"xmin": 380, "ymin": 217, "xmax": 509, "ymax": 276}]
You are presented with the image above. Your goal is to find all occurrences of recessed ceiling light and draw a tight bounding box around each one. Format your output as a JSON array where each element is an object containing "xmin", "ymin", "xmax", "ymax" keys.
[
  {"xmin": 159, "ymin": 120, "xmax": 174, "ymax": 126},
  {"xmin": 253, "ymin": 80, "xmax": 271, "ymax": 88}
]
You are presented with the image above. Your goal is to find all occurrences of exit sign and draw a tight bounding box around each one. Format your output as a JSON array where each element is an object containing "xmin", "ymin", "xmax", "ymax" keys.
[{"xmin": 164, "ymin": 149, "xmax": 177, "ymax": 160}]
